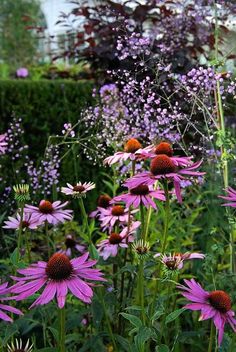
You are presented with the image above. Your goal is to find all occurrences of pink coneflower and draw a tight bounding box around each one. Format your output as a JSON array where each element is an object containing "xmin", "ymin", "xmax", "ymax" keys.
[
  {"xmin": 139, "ymin": 142, "xmax": 193, "ymax": 167},
  {"xmin": 59, "ymin": 235, "xmax": 86, "ymax": 257},
  {"xmin": 61, "ymin": 182, "xmax": 95, "ymax": 198},
  {"xmin": 104, "ymin": 138, "xmax": 145, "ymax": 165},
  {"xmin": 98, "ymin": 205, "xmax": 137, "ymax": 231},
  {"xmin": 155, "ymin": 252, "xmax": 205, "ymax": 270},
  {"xmin": 219, "ymin": 187, "xmax": 236, "ymax": 208},
  {"xmin": 0, "ymin": 134, "xmax": 7, "ymax": 154},
  {"xmin": 178, "ymin": 279, "xmax": 236, "ymax": 346},
  {"xmin": 3, "ymin": 212, "xmax": 40, "ymax": 230},
  {"xmin": 90, "ymin": 194, "xmax": 112, "ymax": 218},
  {"xmin": 10, "ymin": 252, "xmax": 105, "ymax": 308},
  {"xmin": 0, "ymin": 282, "xmax": 22, "ymax": 322},
  {"xmin": 25, "ymin": 200, "xmax": 73, "ymax": 225},
  {"xmin": 112, "ymin": 184, "xmax": 165, "ymax": 209},
  {"xmin": 124, "ymin": 154, "xmax": 204, "ymax": 203},
  {"xmin": 97, "ymin": 221, "xmax": 140, "ymax": 260}
]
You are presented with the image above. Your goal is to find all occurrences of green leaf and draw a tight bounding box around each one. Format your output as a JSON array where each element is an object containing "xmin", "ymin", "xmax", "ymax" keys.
[
  {"xmin": 156, "ymin": 345, "xmax": 170, "ymax": 352},
  {"xmin": 125, "ymin": 305, "xmax": 142, "ymax": 311},
  {"xmin": 165, "ymin": 308, "xmax": 186, "ymax": 324},
  {"xmin": 47, "ymin": 327, "xmax": 59, "ymax": 343},
  {"xmin": 134, "ymin": 327, "xmax": 154, "ymax": 351},
  {"xmin": 151, "ymin": 309, "xmax": 165, "ymax": 321},
  {"xmin": 120, "ymin": 313, "xmax": 142, "ymax": 328},
  {"xmin": 89, "ymin": 243, "xmax": 99, "ymax": 260},
  {"xmin": 10, "ymin": 248, "xmax": 19, "ymax": 265}
]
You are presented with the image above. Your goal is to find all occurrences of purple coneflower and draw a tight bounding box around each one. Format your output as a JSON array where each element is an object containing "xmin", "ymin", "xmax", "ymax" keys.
[
  {"xmin": 139, "ymin": 142, "xmax": 193, "ymax": 167},
  {"xmin": 0, "ymin": 282, "xmax": 22, "ymax": 322},
  {"xmin": 178, "ymin": 279, "xmax": 236, "ymax": 346},
  {"xmin": 10, "ymin": 252, "xmax": 105, "ymax": 308},
  {"xmin": 104, "ymin": 138, "xmax": 145, "ymax": 165},
  {"xmin": 219, "ymin": 187, "xmax": 236, "ymax": 208},
  {"xmin": 124, "ymin": 154, "xmax": 204, "ymax": 203},
  {"xmin": 61, "ymin": 182, "xmax": 95, "ymax": 198},
  {"xmin": 112, "ymin": 184, "xmax": 165, "ymax": 209},
  {"xmin": 90, "ymin": 194, "xmax": 112, "ymax": 218},
  {"xmin": 3, "ymin": 212, "xmax": 40, "ymax": 230},
  {"xmin": 0, "ymin": 134, "xmax": 7, "ymax": 154},
  {"xmin": 98, "ymin": 205, "xmax": 137, "ymax": 231},
  {"xmin": 97, "ymin": 221, "xmax": 140, "ymax": 260},
  {"xmin": 25, "ymin": 200, "xmax": 73, "ymax": 225},
  {"xmin": 59, "ymin": 235, "xmax": 86, "ymax": 257},
  {"xmin": 155, "ymin": 252, "xmax": 205, "ymax": 270}
]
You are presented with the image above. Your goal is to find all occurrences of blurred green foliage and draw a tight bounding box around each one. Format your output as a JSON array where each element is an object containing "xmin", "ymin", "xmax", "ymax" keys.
[
  {"xmin": 0, "ymin": 79, "xmax": 94, "ymax": 156},
  {"xmin": 0, "ymin": 0, "xmax": 44, "ymax": 68}
]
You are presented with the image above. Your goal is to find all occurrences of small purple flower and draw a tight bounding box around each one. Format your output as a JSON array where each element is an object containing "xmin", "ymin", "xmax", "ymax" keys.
[
  {"xmin": 0, "ymin": 134, "xmax": 7, "ymax": 154},
  {"xmin": 98, "ymin": 205, "xmax": 138, "ymax": 232},
  {"xmin": 3, "ymin": 212, "xmax": 40, "ymax": 230},
  {"xmin": 16, "ymin": 67, "xmax": 28, "ymax": 78},
  {"xmin": 155, "ymin": 252, "xmax": 205, "ymax": 270},
  {"xmin": 25, "ymin": 200, "xmax": 73, "ymax": 225},
  {"xmin": 58, "ymin": 235, "xmax": 86, "ymax": 257},
  {"xmin": 97, "ymin": 221, "xmax": 140, "ymax": 260},
  {"xmin": 112, "ymin": 185, "xmax": 165, "ymax": 209},
  {"xmin": 61, "ymin": 182, "xmax": 95, "ymax": 198}
]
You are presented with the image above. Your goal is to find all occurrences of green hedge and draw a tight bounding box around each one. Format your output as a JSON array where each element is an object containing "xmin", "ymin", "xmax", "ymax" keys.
[{"xmin": 0, "ymin": 79, "xmax": 94, "ymax": 156}]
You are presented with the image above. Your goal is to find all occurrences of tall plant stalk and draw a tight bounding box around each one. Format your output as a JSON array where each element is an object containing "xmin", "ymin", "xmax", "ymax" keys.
[
  {"xmin": 17, "ymin": 203, "xmax": 24, "ymax": 261},
  {"xmin": 214, "ymin": 1, "xmax": 234, "ymax": 272},
  {"xmin": 58, "ymin": 307, "xmax": 66, "ymax": 352}
]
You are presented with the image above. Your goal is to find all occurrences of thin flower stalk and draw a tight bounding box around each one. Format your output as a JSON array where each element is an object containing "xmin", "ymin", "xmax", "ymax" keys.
[
  {"xmin": 58, "ymin": 306, "xmax": 66, "ymax": 352},
  {"xmin": 214, "ymin": 2, "xmax": 234, "ymax": 273}
]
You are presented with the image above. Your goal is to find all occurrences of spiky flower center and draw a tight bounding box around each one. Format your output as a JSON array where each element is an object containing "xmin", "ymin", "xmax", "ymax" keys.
[
  {"xmin": 130, "ymin": 185, "xmax": 149, "ymax": 195},
  {"xmin": 73, "ymin": 185, "xmax": 85, "ymax": 193},
  {"xmin": 136, "ymin": 246, "xmax": 148, "ymax": 255},
  {"xmin": 111, "ymin": 205, "xmax": 125, "ymax": 216},
  {"xmin": 124, "ymin": 138, "xmax": 142, "ymax": 153},
  {"xmin": 39, "ymin": 200, "xmax": 54, "ymax": 214},
  {"xmin": 155, "ymin": 142, "xmax": 173, "ymax": 157},
  {"xmin": 150, "ymin": 155, "xmax": 176, "ymax": 175},
  {"xmin": 21, "ymin": 221, "xmax": 30, "ymax": 229},
  {"xmin": 165, "ymin": 259, "xmax": 178, "ymax": 270},
  {"xmin": 208, "ymin": 290, "xmax": 231, "ymax": 313},
  {"xmin": 109, "ymin": 233, "xmax": 122, "ymax": 244},
  {"xmin": 46, "ymin": 253, "xmax": 73, "ymax": 281},
  {"xmin": 97, "ymin": 195, "xmax": 111, "ymax": 208},
  {"xmin": 65, "ymin": 237, "xmax": 76, "ymax": 249}
]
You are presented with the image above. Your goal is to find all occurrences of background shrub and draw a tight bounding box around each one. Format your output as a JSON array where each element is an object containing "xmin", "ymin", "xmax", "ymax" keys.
[{"xmin": 0, "ymin": 79, "xmax": 94, "ymax": 156}]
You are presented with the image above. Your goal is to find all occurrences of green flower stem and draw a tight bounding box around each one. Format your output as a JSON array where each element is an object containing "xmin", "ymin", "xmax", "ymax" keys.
[
  {"xmin": 136, "ymin": 205, "xmax": 146, "ymax": 323},
  {"xmin": 99, "ymin": 288, "xmax": 117, "ymax": 351},
  {"xmin": 149, "ymin": 182, "xmax": 170, "ymax": 320},
  {"xmin": 58, "ymin": 306, "xmax": 66, "ymax": 352},
  {"xmin": 143, "ymin": 206, "xmax": 152, "ymax": 242},
  {"xmin": 140, "ymin": 204, "xmax": 145, "ymax": 240},
  {"xmin": 214, "ymin": 1, "xmax": 234, "ymax": 273},
  {"xmin": 161, "ymin": 182, "xmax": 170, "ymax": 254},
  {"xmin": 25, "ymin": 229, "xmax": 31, "ymax": 263},
  {"xmin": 45, "ymin": 221, "xmax": 50, "ymax": 258},
  {"xmin": 17, "ymin": 202, "xmax": 24, "ymax": 261},
  {"xmin": 78, "ymin": 197, "xmax": 91, "ymax": 244},
  {"xmin": 138, "ymin": 260, "xmax": 145, "ymax": 324},
  {"xmin": 207, "ymin": 320, "xmax": 214, "ymax": 352}
]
